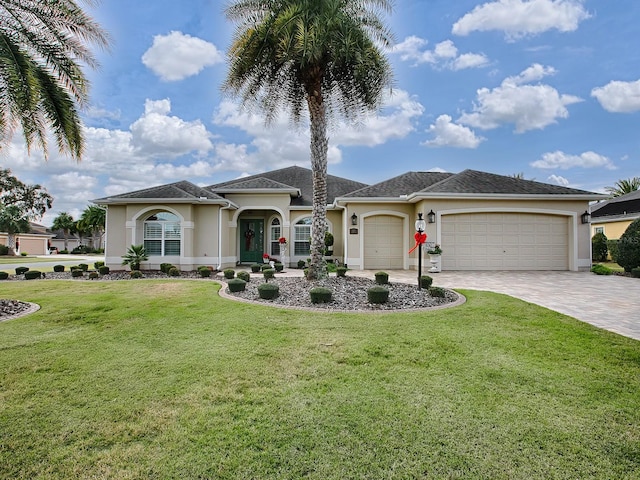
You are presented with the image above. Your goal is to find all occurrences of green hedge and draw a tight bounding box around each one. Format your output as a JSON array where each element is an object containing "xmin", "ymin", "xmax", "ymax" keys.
[
  {"xmin": 429, "ymin": 286, "xmax": 446, "ymax": 298},
  {"xmin": 0, "ymin": 272, "xmax": 8, "ymax": 280},
  {"xmin": 336, "ymin": 266, "xmax": 347, "ymax": 277},
  {"xmin": 53, "ymin": 265, "xmax": 65, "ymax": 272},
  {"xmin": 258, "ymin": 283, "xmax": 279, "ymax": 300},
  {"xmin": 310, "ymin": 287, "xmax": 332, "ymax": 304},
  {"xmin": 24, "ymin": 270, "xmax": 42, "ymax": 280},
  {"xmin": 228, "ymin": 278, "xmax": 247, "ymax": 292},
  {"xmin": 374, "ymin": 271, "xmax": 389, "ymax": 285},
  {"xmin": 15, "ymin": 267, "xmax": 29, "ymax": 275},
  {"xmin": 237, "ymin": 271, "xmax": 250, "ymax": 282},
  {"xmin": 99, "ymin": 266, "xmax": 110, "ymax": 275},
  {"xmin": 223, "ymin": 268, "xmax": 235, "ymax": 279},
  {"xmin": 250, "ymin": 264, "xmax": 262, "ymax": 273},
  {"xmin": 367, "ymin": 286, "xmax": 389, "ymax": 304},
  {"xmin": 420, "ymin": 275, "xmax": 433, "ymax": 289}
]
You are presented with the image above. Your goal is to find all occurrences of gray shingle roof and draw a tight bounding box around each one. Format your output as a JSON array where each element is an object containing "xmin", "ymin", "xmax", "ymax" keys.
[
  {"xmin": 208, "ymin": 166, "xmax": 368, "ymax": 206},
  {"xmin": 591, "ymin": 189, "xmax": 640, "ymax": 218},
  {"xmin": 343, "ymin": 171, "xmax": 453, "ymax": 198},
  {"xmin": 211, "ymin": 177, "xmax": 299, "ymax": 191},
  {"xmin": 94, "ymin": 181, "xmax": 224, "ymax": 202}
]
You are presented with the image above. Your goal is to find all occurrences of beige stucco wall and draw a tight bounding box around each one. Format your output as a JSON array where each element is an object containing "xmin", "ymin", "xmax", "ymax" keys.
[
  {"xmin": 591, "ymin": 219, "xmax": 633, "ymax": 240},
  {"xmin": 0, "ymin": 233, "xmax": 50, "ymax": 255}
]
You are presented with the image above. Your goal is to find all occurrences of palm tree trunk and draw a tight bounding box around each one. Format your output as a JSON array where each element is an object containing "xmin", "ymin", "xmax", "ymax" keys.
[{"xmin": 306, "ymin": 82, "xmax": 329, "ymax": 280}]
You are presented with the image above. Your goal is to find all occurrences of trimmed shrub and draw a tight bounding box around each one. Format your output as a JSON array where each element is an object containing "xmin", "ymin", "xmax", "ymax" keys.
[
  {"xmin": 71, "ymin": 269, "xmax": 84, "ymax": 278},
  {"xmin": 261, "ymin": 264, "xmax": 272, "ymax": 271},
  {"xmin": 94, "ymin": 261, "xmax": 105, "ymax": 270},
  {"xmin": 59, "ymin": 249, "xmax": 69, "ymax": 254},
  {"xmin": 20, "ymin": 251, "xmax": 28, "ymax": 256},
  {"xmin": 420, "ymin": 275, "xmax": 433, "ymax": 289},
  {"xmin": 70, "ymin": 266, "xmax": 81, "ymax": 272},
  {"xmin": 310, "ymin": 287, "xmax": 332, "ymax": 304},
  {"xmin": 53, "ymin": 264, "xmax": 65, "ymax": 272},
  {"xmin": 274, "ymin": 262, "xmax": 284, "ymax": 272},
  {"xmin": 374, "ymin": 271, "xmax": 389, "ymax": 285},
  {"xmin": 228, "ymin": 278, "xmax": 247, "ymax": 292},
  {"xmin": 367, "ymin": 286, "xmax": 389, "ymax": 304},
  {"xmin": 168, "ymin": 267, "xmax": 180, "ymax": 277},
  {"xmin": 258, "ymin": 283, "xmax": 279, "ymax": 300},
  {"xmin": 263, "ymin": 268, "xmax": 275, "ymax": 281},
  {"xmin": 336, "ymin": 266, "xmax": 347, "ymax": 277},
  {"xmin": 591, "ymin": 232, "xmax": 608, "ymax": 262},
  {"xmin": 617, "ymin": 218, "xmax": 640, "ymax": 272},
  {"xmin": 0, "ymin": 272, "xmax": 8, "ymax": 280},
  {"xmin": 89, "ymin": 272, "xmax": 99, "ymax": 280},
  {"xmin": 429, "ymin": 286, "xmax": 446, "ymax": 298},
  {"xmin": 199, "ymin": 268, "xmax": 211, "ymax": 278},
  {"xmin": 160, "ymin": 263, "xmax": 173, "ymax": 274},
  {"xmin": 303, "ymin": 268, "xmax": 309, "ymax": 279},
  {"xmin": 607, "ymin": 239, "xmax": 619, "ymax": 262},
  {"xmin": 78, "ymin": 263, "xmax": 89, "ymax": 272},
  {"xmin": 15, "ymin": 267, "xmax": 29, "ymax": 275},
  {"xmin": 24, "ymin": 270, "xmax": 42, "ymax": 280},
  {"xmin": 250, "ymin": 264, "xmax": 261, "ymax": 273},
  {"xmin": 0, "ymin": 245, "xmax": 9, "ymax": 255},
  {"xmin": 591, "ymin": 264, "xmax": 613, "ymax": 275},
  {"xmin": 237, "ymin": 271, "xmax": 250, "ymax": 282},
  {"xmin": 99, "ymin": 265, "xmax": 110, "ymax": 275},
  {"xmin": 223, "ymin": 268, "xmax": 235, "ymax": 279},
  {"xmin": 297, "ymin": 259, "xmax": 306, "ymax": 269},
  {"xmin": 130, "ymin": 270, "xmax": 143, "ymax": 279},
  {"xmin": 631, "ymin": 267, "xmax": 640, "ymax": 279}
]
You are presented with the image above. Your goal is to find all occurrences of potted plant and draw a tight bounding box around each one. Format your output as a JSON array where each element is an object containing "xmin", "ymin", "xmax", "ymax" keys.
[
  {"xmin": 427, "ymin": 244, "xmax": 442, "ymax": 273},
  {"xmin": 262, "ymin": 253, "xmax": 270, "ymax": 263}
]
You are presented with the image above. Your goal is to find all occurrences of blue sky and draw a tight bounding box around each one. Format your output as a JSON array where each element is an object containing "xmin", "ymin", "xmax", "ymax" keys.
[{"xmin": 4, "ymin": 0, "xmax": 640, "ymax": 226}]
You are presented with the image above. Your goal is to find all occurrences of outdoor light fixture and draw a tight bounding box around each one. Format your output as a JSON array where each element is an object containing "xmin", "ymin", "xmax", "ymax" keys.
[
  {"xmin": 427, "ymin": 210, "xmax": 436, "ymax": 224},
  {"xmin": 415, "ymin": 213, "xmax": 427, "ymax": 290},
  {"xmin": 351, "ymin": 213, "xmax": 358, "ymax": 225},
  {"xmin": 581, "ymin": 210, "xmax": 590, "ymax": 224}
]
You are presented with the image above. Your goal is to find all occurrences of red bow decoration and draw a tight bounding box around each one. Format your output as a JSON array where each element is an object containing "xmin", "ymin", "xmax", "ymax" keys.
[{"xmin": 409, "ymin": 232, "xmax": 427, "ymax": 254}]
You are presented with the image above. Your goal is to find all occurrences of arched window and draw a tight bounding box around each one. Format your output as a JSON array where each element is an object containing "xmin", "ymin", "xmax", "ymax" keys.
[
  {"xmin": 294, "ymin": 217, "xmax": 312, "ymax": 255},
  {"xmin": 270, "ymin": 218, "xmax": 281, "ymax": 255},
  {"xmin": 144, "ymin": 212, "xmax": 180, "ymax": 256}
]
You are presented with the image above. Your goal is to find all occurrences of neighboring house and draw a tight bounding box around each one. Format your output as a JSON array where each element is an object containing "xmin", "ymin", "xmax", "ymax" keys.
[
  {"xmin": 50, "ymin": 228, "xmax": 82, "ymax": 252},
  {"xmin": 0, "ymin": 222, "xmax": 54, "ymax": 255},
  {"xmin": 590, "ymin": 189, "xmax": 640, "ymax": 239},
  {"xmin": 94, "ymin": 166, "xmax": 604, "ymax": 272}
]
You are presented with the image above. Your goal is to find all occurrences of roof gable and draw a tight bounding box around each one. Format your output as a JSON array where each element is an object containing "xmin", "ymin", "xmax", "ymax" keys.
[
  {"xmin": 591, "ymin": 189, "xmax": 640, "ymax": 218},
  {"xmin": 94, "ymin": 181, "xmax": 224, "ymax": 203},
  {"xmin": 343, "ymin": 171, "xmax": 453, "ymax": 198}
]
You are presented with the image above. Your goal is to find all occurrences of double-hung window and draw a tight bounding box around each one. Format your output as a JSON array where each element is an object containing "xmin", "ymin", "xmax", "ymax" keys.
[
  {"xmin": 144, "ymin": 212, "xmax": 181, "ymax": 256},
  {"xmin": 294, "ymin": 217, "xmax": 312, "ymax": 255},
  {"xmin": 270, "ymin": 218, "xmax": 281, "ymax": 256}
]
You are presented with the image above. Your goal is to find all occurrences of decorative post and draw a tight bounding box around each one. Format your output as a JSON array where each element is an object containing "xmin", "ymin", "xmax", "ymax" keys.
[{"xmin": 415, "ymin": 213, "xmax": 427, "ymax": 289}]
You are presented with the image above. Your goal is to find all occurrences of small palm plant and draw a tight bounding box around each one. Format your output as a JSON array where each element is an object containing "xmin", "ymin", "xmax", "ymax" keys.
[{"xmin": 121, "ymin": 244, "xmax": 148, "ymax": 271}]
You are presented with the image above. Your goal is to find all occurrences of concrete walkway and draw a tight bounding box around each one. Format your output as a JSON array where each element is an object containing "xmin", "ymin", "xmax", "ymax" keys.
[{"xmin": 278, "ymin": 268, "xmax": 640, "ymax": 341}]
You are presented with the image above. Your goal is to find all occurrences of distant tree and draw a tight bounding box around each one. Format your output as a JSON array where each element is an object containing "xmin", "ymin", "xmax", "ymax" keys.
[
  {"xmin": 0, "ymin": 0, "xmax": 109, "ymax": 160},
  {"xmin": 224, "ymin": 0, "xmax": 394, "ymax": 280},
  {"xmin": 78, "ymin": 205, "xmax": 105, "ymax": 249},
  {"xmin": 605, "ymin": 177, "xmax": 640, "ymax": 198},
  {"xmin": 616, "ymin": 218, "xmax": 640, "ymax": 273},
  {"xmin": 52, "ymin": 212, "xmax": 76, "ymax": 251},
  {"xmin": 0, "ymin": 169, "xmax": 52, "ymax": 254}
]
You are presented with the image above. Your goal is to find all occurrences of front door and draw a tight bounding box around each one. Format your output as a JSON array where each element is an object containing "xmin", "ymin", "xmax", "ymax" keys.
[{"xmin": 239, "ymin": 219, "xmax": 265, "ymax": 264}]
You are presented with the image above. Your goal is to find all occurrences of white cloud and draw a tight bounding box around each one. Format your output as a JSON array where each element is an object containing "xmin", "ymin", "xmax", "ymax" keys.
[
  {"xmin": 423, "ymin": 115, "xmax": 485, "ymax": 148},
  {"xmin": 547, "ymin": 174, "xmax": 570, "ymax": 186},
  {"xmin": 531, "ymin": 151, "xmax": 616, "ymax": 170},
  {"xmin": 392, "ymin": 36, "xmax": 489, "ymax": 70},
  {"xmin": 591, "ymin": 79, "xmax": 640, "ymax": 113},
  {"xmin": 452, "ymin": 0, "xmax": 591, "ymax": 40},
  {"xmin": 142, "ymin": 31, "xmax": 223, "ymax": 81},
  {"xmin": 458, "ymin": 64, "xmax": 582, "ymax": 132},
  {"xmin": 130, "ymin": 99, "xmax": 213, "ymax": 158}
]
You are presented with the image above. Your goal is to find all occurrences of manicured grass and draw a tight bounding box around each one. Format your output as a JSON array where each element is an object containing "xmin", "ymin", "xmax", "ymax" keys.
[
  {"xmin": 0, "ymin": 256, "xmax": 62, "ymax": 264},
  {"xmin": 1, "ymin": 280, "xmax": 639, "ymax": 479},
  {"xmin": 596, "ymin": 261, "xmax": 625, "ymax": 272}
]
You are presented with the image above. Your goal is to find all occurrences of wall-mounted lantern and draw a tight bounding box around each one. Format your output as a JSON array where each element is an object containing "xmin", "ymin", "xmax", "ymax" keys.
[
  {"xmin": 581, "ymin": 210, "xmax": 591, "ymax": 224},
  {"xmin": 427, "ymin": 210, "xmax": 436, "ymax": 224},
  {"xmin": 351, "ymin": 213, "xmax": 358, "ymax": 226}
]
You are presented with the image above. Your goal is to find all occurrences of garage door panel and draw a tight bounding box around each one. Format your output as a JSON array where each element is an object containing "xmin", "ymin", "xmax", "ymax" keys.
[
  {"xmin": 442, "ymin": 213, "xmax": 568, "ymax": 271},
  {"xmin": 364, "ymin": 215, "xmax": 403, "ymax": 270}
]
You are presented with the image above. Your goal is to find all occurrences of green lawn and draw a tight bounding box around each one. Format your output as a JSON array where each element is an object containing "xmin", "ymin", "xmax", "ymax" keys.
[{"xmin": 1, "ymin": 280, "xmax": 639, "ymax": 479}]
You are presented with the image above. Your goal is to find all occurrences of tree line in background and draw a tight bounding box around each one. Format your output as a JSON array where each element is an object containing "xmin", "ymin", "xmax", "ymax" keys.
[{"xmin": 51, "ymin": 205, "xmax": 105, "ymax": 252}]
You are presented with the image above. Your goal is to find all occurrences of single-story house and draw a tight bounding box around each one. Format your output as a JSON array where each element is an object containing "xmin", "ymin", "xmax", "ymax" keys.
[
  {"xmin": 590, "ymin": 189, "xmax": 640, "ymax": 239},
  {"xmin": 0, "ymin": 222, "xmax": 55, "ymax": 255},
  {"xmin": 94, "ymin": 166, "xmax": 604, "ymax": 272},
  {"xmin": 49, "ymin": 229, "xmax": 83, "ymax": 252}
]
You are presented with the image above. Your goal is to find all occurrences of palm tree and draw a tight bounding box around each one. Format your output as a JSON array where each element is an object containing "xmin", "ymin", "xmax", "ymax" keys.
[
  {"xmin": 51, "ymin": 212, "xmax": 75, "ymax": 251},
  {"xmin": 605, "ymin": 177, "xmax": 640, "ymax": 198},
  {"xmin": 224, "ymin": 0, "xmax": 394, "ymax": 279},
  {"xmin": 0, "ymin": 205, "xmax": 30, "ymax": 255},
  {"xmin": 78, "ymin": 204, "xmax": 105, "ymax": 249},
  {"xmin": 121, "ymin": 244, "xmax": 148, "ymax": 271},
  {"xmin": 0, "ymin": 0, "xmax": 109, "ymax": 160}
]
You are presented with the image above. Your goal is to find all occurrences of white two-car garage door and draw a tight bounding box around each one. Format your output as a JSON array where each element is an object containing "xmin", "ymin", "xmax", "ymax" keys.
[
  {"xmin": 442, "ymin": 212, "xmax": 569, "ymax": 270},
  {"xmin": 364, "ymin": 215, "xmax": 404, "ymax": 270}
]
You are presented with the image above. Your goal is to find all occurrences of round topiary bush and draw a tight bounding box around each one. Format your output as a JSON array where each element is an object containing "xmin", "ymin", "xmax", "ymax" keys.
[
  {"xmin": 591, "ymin": 264, "xmax": 612, "ymax": 275},
  {"xmin": 591, "ymin": 232, "xmax": 608, "ymax": 262},
  {"xmin": 15, "ymin": 266, "xmax": 29, "ymax": 275},
  {"xmin": 258, "ymin": 283, "xmax": 279, "ymax": 300},
  {"xmin": 71, "ymin": 269, "xmax": 84, "ymax": 278},
  {"xmin": 336, "ymin": 266, "xmax": 347, "ymax": 277},
  {"xmin": 250, "ymin": 264, "xmax": 261, "ymax": 273},
  {"xmin": 223, "ymin": 268, "xmax": 235, "ymax": 279},
  {"xmin": 168, "ymin": 267, "xmax": 180, "ymax": 277},
  {"xmin": 130, "ymin": 270, "xmax": 143, "ymax": 279},
  {"xmin": 53, "ymin": 264, "xmax": 65, "ymax": 272},
  {"xmin": 160, "ymin": 263, "xmax": 173, "ymax": 274},
  {"xmin": 228, "ymin": 278, "xmax": 247, "ymax": 292},
  {"xmin": 263, "ymin": 268, "xmax": 276, "ymax": 281},
  {"xmin": 261, "ymin": 264, "xmax": 272, "ymax": 271},
  {"xmin": 367, "ymin": 286, "xmax": 389, "ymax": 304},
  {"xmin": 310, "ymin": 287, "xmax": 332, "ymax": 304},
  {"xmin": 374, "ymin": 271, "xmax": 389, "ymax": 285},
  {"xmin": 89, "ymin": 272, "xmax": 99, "ymax": 280},
  {"xmin": 24, "ymin": 270, "xmax": 42, "ymax": 280},
  {"xmin": 237, "ymin": 271, "xmax": 250, "ymax": 282},
  {"xmin": 94, "ymin": 261, "xmax": 105, "ymax": 270},
  {"xmin": 99, "ymin": 265, "xmax": 110, "ymax": 275},
  {"xmin": 429, "ymin": 286, "xmax": 446, "ymax": 298},
  {"xmin": 199, "ymin": 268, "xmax": 211, "ymax": 278},
  {"xmin": 78, "ymin": 263, "xmax": 89, "ymax": 272},
  {"xmin": 617, "ymin": 218, "xmax": 640, "ymax": 272},
  {"xmin": 420, "ymin": 275, "xmax": 433, "ymax": 289},
  {"xmin": 297, "ymin": 259, "xmax": 306, "ymax": 269},
  {"xmin": 274, "ymin": 263, "xmax": 284, "ymax": 272},
  {"xmin": 0, "ymin": 272, "xmax": 8, "ymax": 280}
]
